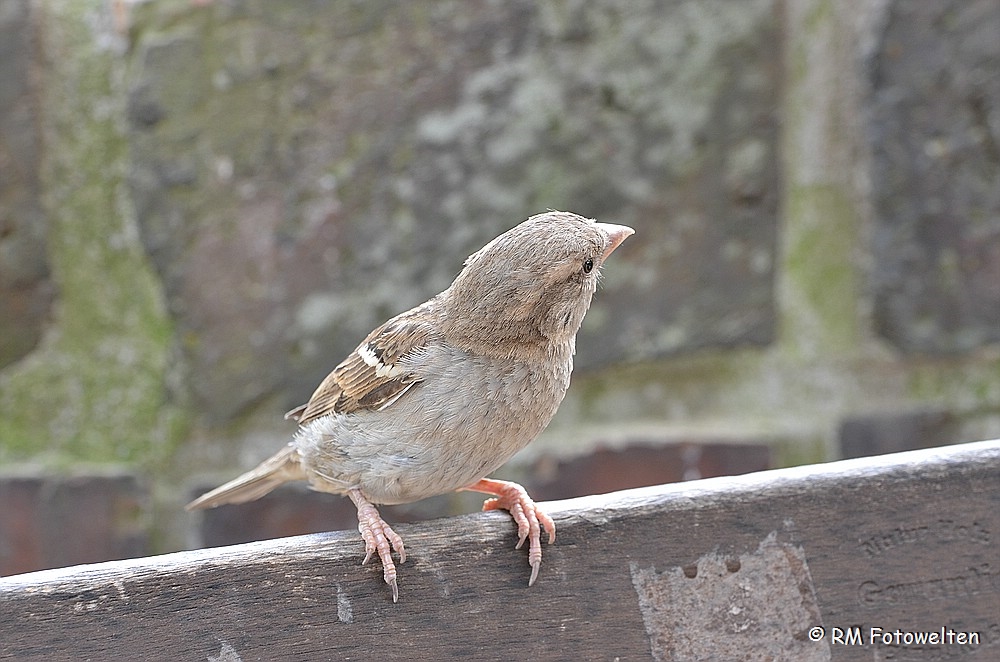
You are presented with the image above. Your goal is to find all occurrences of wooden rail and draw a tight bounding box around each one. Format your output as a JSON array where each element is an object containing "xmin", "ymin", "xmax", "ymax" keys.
[{"xmin": 2, "ymin": 440, "xmax": 998, "ymax": 661}]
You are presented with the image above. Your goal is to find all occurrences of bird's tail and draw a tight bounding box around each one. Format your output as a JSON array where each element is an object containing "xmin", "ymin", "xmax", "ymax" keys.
[{"xmin": 186, "ymin": 444, "xmax": 306, "ymax": 510}]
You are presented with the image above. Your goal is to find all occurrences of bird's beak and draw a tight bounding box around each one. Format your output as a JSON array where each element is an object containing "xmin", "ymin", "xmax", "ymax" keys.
[{"xmin": 596, "ymin": 222, "xmax": 635, "ymax": 260}]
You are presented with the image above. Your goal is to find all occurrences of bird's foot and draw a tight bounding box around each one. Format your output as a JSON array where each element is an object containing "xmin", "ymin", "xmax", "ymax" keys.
[
  {"xmin": 466, "ymin": 478, "xmax": 555, "ymax": 586},
  {"xmin": 348, "ymin": 488, "xmax": 406, "ymax": 602}
]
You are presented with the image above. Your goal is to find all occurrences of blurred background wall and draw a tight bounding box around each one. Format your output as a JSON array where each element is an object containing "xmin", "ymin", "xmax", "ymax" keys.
[{"xmin": 1, "ymin": 0, "xmax": 998, "ymax": 574}]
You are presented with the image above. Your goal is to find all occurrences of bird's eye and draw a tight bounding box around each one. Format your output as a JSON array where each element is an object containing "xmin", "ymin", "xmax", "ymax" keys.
[{"xmin": 583, "ymin": 258, "xmax": 594, "ymax": 273}]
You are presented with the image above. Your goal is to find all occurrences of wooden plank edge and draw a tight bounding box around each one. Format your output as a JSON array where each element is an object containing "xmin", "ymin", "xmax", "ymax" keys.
[{"xmin": 2, "ymin": 438, "xmax": 996, "ymax": 592}]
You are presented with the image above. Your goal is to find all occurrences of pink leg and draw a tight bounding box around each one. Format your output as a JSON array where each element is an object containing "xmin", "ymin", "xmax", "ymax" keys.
[
  {"xmin": 463, "ymin": 478, "xmax": 555, "ymax": 586},
  {"xmin": 348, "ymin": 488, "xmax": 406, "ymax": 602}
]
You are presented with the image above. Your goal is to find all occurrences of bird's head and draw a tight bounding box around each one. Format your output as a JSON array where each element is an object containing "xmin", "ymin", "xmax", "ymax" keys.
[{"xmin": 443, "ymin": 211, "xmax": 633, "ymax": 358}]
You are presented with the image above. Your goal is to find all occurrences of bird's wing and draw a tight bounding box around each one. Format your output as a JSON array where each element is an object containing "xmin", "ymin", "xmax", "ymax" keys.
[{"xmin": 285, "ymin": 314, "xmax": 436, "ymax": 425}]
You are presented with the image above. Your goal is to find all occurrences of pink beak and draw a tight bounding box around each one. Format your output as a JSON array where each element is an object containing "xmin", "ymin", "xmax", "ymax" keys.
[{"xmin": 595, "ymin": 222, "xmax": 635, "ymax": 261}]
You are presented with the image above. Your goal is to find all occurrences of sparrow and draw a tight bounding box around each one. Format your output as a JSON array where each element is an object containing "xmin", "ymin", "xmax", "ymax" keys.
[{"xmin": 187, "ymin": 210, "xmax": 633, "ymax": 602}]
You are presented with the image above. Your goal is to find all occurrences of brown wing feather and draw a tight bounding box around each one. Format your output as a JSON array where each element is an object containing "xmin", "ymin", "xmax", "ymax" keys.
[{"xmin": 285, "ymin": 311, "xmax": 436, "ymax": 425}]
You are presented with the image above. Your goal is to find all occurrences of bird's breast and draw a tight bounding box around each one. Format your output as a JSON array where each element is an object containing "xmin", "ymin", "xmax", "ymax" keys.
[{"xmin": 294, "ymin": 340, "xmax": 572, "ymax": 505}]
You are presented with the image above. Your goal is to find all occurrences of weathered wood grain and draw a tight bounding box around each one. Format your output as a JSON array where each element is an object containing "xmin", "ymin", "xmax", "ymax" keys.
[{"xmin": 2, "ymin": 440, "xmax": 998, "ymax": 661}]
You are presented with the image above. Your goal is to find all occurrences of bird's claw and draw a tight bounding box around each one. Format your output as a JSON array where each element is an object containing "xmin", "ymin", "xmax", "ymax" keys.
[
  {"xmin": 480, "ymin": 481, "xmax": 555, "ymax": 586},
  {"xmin": 351, "ymin": 489, "xmax": 406, "ymax": 602}
]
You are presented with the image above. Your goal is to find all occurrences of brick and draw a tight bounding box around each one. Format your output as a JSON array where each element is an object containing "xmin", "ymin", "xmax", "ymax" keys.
[
  {"xmin": 869, "ymin": 0, "xmax": 1000, "ymax": 352},
  {"xmin": 839, "ymin": 410, "xmax": 961, "ymax": 459},
  {"xmin": 527, "ymin": 442, "xmax": 772, "ymax": 501},
  {"xmin": 0, "ymin": 474, "xmax": 149, "ymax": 576},
  {"xmin": 192, "ymin": 484, "xmax": 482, "ymax": 548},
  {"xmin": 0, "ymin": 0, "xmax": 53, "ymax": 368}
]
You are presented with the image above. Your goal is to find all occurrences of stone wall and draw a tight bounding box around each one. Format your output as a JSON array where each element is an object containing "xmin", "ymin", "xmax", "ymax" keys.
[{"xmin": 1, "ymin": 0, "xmax": 998, "ymax": 573}]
